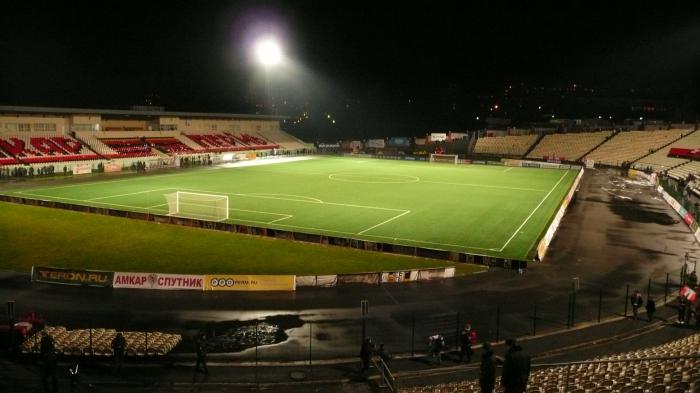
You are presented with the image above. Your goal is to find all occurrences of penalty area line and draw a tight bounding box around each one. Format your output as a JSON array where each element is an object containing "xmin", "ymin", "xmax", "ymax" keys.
[{"xmin": 357, "ymin": 210, "xmax": 411, "ymax": 235}]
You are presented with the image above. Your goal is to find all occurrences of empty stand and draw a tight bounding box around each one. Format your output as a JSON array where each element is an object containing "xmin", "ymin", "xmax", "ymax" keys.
[
  {"xmin": 527, "ymin": 131, "xmax": 613, "ymax": 162},
  {"xmin": 144, "ymin": 137, "xmax": 194, "ymax": 154},
  {"xmin": 399, "ymin": 334, "xmax": 700, "ymax": 393},
  {"xmin": 586, "ymin": 130, "xmax": 691, "ymax": 167},
  {"xmin": 257, "ymin": 128, "xmax": 312, "ymax": 151},
  {"xmin": 0, "ymin": 133, "xmax": 99, "ymax": 164},
  {"xmin": 183, "ymin": 133, "xmax": 243, "ymax": 152},
  {"xmin": 634, "ymin": 130, "xmax": 700, "ymax": 172},
  {"xmin": 473, "ymin": 134, "xmax": 538, "ymax": 157},
  {"xmin": 100, "ymin": 138, "xmax": 156, "ymax": 158}
]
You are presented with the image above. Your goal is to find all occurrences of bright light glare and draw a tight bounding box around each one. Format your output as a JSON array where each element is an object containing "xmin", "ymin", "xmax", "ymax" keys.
[{"xmin": 255, "ymin": 38, "xmax": 282, "ymax": 66}]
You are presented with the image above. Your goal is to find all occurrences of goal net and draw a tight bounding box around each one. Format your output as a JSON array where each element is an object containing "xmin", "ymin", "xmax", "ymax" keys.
[
  {"xmin": 429, "ymin": 153, "xmax": 458, "ymax": 164},
  {"xmin": 165, "ymin": 191, "xmax": 229, "ymax": 222}
]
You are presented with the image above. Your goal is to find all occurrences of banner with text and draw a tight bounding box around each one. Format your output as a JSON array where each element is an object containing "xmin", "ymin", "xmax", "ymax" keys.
[
  {"xmin": 204, "ymin": 275, "xmax": 296, "ymax": 291},
  {"xmin": 113, "ymin": 272, "xmax": 204, "ymax": 290},
  {"xmin": 31, "ymin": 266, "xmax": 113, "ymax": 287}
]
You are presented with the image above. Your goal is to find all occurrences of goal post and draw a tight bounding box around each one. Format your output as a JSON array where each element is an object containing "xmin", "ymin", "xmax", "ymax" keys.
[
  {"xmin": 165, "ymin": 191, "xmax": 229, "ymax": 222},
  {"xmin": 429, "ymin": 153, "xmax": 459, "ymax": 164}
]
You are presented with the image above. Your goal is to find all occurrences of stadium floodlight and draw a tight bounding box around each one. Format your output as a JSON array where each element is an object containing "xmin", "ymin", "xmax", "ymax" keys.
[{"xmin": 255, "ymin": 38, "xmax": 283, "ymax": 67}]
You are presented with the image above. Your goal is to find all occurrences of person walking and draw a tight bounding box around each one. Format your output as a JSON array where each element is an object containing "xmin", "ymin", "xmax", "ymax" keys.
[
  {"xmin": 479, "ymin": 342, "xmax": 497, "ymax": 393},
  {"xmin": 502, "ymin": 338, "xmax": 531, "ymax": 393},
  {"xmin": 40, "ymin": 332, "xmax": 58, "ymax": 393},
  {"xmin": 111, "ymin": 332, "xmax": 126, "ymax": 375},
  {"xmin": 195, "ymin": 335, "xmax": 208, "ymax": 374},
  {"xmin": 630, "ymin": 290, "xmax": 643, "ymax": 320},
  {"xmin": 360, "ymin": 337, "xmax": 374, "ymax": 372},
  {"xmin": 459, "ymin": 323, "xmax": 477, "ymax": 363},
  {"xmin": 645, "ymin": 298, "xmax": 656, "ymax": 322},
  {"xmin": 428, "ymin": 334, "xmax": 445, "ymax": 364}
]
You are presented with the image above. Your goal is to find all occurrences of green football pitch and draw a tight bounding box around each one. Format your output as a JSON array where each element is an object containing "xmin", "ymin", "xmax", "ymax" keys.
[{"xmin": 1, "ymin": 157, "xmax": 577, "ymax": 261}]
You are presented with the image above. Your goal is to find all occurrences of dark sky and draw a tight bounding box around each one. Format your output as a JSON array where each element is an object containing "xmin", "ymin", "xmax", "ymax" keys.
[{"xmin": 2, "ymin": 2, "xmax": 700, "ymax": 138}]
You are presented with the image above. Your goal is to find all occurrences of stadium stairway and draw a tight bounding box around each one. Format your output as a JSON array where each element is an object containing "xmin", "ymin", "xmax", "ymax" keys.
[
  {"xmin": 521, "ymin": 133, "xmax": 545, "ymax": 159},
  {"xmin": 71, "ymin": 133, "xmax": 109, "ymax": 160},
  {"xmin": 632, "ymin": 129, "xmax": 699, "ymax": 168},
  {"xmin": 577, "ymin": 129, "xmax": 620, "ymax": 161}
]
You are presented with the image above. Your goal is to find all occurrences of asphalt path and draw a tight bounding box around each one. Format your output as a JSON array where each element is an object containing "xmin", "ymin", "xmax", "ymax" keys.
[{"xmin": 1, "ymin": 168, "xmax": 697, "ymax": 361}]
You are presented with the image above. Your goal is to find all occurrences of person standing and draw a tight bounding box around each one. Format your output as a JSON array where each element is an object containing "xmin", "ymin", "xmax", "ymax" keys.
[
  {"xmin": 40, "ymin": 332, "xmax": 58, "ymax": 393},
  {"xmin": 111, "ymin": 332, "xmax": 126, "ymax": 375},
  {"xmin": 459, "ymin": 323, "xmax": 476, "ymax": 363},
  {"xmin": 630, "ymin": 290, "xmax": 643, "ymax": 320},
  {"xmin": 501, "ymin": 338, "xmax": 531, "ymax": 393},
  {"xmin": 645, "ymin": 298, "xmax": 656, "ymax": 322},
  {"xmin": 479, "ymin": 342, "xmax": 497, "ymax": 393},
  {"xmin": 195, "ymin": 335, "xmax": 208, "ymax": 374}
]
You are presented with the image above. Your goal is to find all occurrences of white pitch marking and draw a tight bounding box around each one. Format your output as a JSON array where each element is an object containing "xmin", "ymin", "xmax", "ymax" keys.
[
  {"xmin": 498, "ymin": 171, "xmax": 570, "ymax": 252},
  {"xmin": 420, "ymin": 180, "xmax": 546, "ymax": 192},
  {"xmin": 503, "ymin": 167, "xmax": 515, "ymax": 173},
  {"xmin": 238, "ymin": 193, "xmax": 324, "ymax": 204},
  {"xmin": 357, "ymin": 210, "xmax": 411, "ymax": 235},
  {"xmin": 266, "ymin": 215, "xmax": 293, "ymax": 224},
  {"xmin": 87, "ymin": 188, "xmax": 172, "ymax": 201}
]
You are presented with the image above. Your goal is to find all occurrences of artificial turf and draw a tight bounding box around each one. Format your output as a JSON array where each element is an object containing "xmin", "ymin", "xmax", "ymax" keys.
[{"xmin": 0, "ymin": 156, "xmax": 578, "ymax": 263}]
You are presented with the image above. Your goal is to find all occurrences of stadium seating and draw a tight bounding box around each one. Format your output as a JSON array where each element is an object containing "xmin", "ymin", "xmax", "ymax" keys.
[
  {"xmin": 100, "ymin": 138, "xmax": 155, "ymax": 158},
  {"xmin": 586, "ymin": 129, "xmax": 691, "ymax": 167},
  {"xmin": 0, "ymin": 133, "xmax": 99, "ymax": 164},
  {"xmin": 399, "ymin": 334, "xmax": 700, "ymax": 393},
  {"xmin": 527, "ymin": 131, "xmax": 613, "ymax": 162},
  {"xmin": 183, "ymin": 133, "xmax": 243, "ymax": 152},
  {"xmin": 634, "ymin": 130, "xmax": 700, "ymax": 172},
  {"xmin": 144, "ymin": 137, "xmax": 194, "ymax": 154},
  {"xmin": 473, "ymin": 134, "xmax": 538, "ymax": 156},
  {"xmin": 233, "ymin": 132, "xmax": 279, "ymax": 149},
  {"xmin": 258, "ymin": 127, "xmax": 312, "ymax": 151},
  {"xmin": 668, "ymin": 161, "xmax": 700, "ymax": 181},
  {"xmin": 20, "ymin": 326, "xmax": 181, "ymax": 357}
]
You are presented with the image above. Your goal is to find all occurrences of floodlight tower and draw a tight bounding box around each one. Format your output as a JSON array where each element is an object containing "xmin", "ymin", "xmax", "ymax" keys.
[{"xmin": 254, "ymin": 37, "xmax": 283, "ymax": 114}]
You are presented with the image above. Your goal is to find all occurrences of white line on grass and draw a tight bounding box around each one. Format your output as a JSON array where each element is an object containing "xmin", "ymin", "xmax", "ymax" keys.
[
  {"xmin": 419, "ymin": 180, "xmax": 546, "ymax": 192},
  {"xmin": 357, "ymin": 210, "xmax": 411, "ymax": 235},
  {"xmin": 498, "ymin": 171, "xmax": 570, "ymax": 252},
  {"xmin": 87, "ymin": 188, "xmax": 172, "ymax": 201},
  {"xmin": 503, "ymin": 167, "xmax": 514, "ymax": 173},
  {"xmin": 266, "ymin": 215, "xmax": 293, "ymax": 224}
]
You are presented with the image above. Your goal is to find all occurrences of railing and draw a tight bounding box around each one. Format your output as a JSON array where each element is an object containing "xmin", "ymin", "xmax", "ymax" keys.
[{"xmin": 373, "ymin": 355, "xmax": 397, "ymax": 392}]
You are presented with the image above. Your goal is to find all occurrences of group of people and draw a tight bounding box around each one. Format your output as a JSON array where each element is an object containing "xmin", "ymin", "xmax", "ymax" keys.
[
  {"xmin": 360, "ymin": 324, "xmax": 532, "ymax": 393},
  {"xmin": 631, "ymin": 269, "xmax": 700, "ymax": 327}
]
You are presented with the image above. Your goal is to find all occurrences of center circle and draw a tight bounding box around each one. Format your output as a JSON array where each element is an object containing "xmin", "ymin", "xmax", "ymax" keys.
[{"xmin": 328, "ymin": 173, "xmax": 420, "ymax": 184}]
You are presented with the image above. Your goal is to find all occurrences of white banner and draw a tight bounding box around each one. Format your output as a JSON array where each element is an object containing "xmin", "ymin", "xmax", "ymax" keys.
[
  {"xmin": 73, "ymin": 163, "xmax": 92, "ymax": 175},
  {"xmin": 113, "ymin": 272, "xmax": 204, "ymax": 290},
  {"xmin": 366, "ymin": 139, "xmax": 385, "ymax": 148}
]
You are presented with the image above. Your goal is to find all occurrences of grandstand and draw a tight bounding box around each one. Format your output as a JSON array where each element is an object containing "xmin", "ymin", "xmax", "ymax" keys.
[
  {"xmin": 473, "ymin": 134, "xmax": 538, "ymax": 157},
  {"xmin": 527, "ymin": 131, "xmax": 613, "ymax": 162},
  {"xmin": 0, "ymin": 132, "xmax": 100, "ymax": 163},
  {"xmin": 634, "ymin": 130, "xmax": 700, "ymax": 172},
  {"xmin": 585, "ymin": 129, "xmax": 691, "ymax": 167},
  {"xmin": 400, "ymin": 333, "xmax": 700, "ymax": 393}
]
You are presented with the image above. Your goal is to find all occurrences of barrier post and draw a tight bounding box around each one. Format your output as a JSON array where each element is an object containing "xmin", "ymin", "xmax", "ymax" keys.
[
  {"xmin": 566, "ymin": 294, "xmax": 572, "ymax": 328},
  {"xmin": 665, "ymin": 273, "xmax": 669, "ymax": 303},
  {"xmin": 411, "ymin": 316, "xmax": 415, "ymax": 358},
  {"xmin": 532, "ymin": 303, "xmax": 537, "ymax": 336},
  {"xmin": 309, "ymin": 322, "xmax": 312, "ymax": 369},
  {"xmin": 455, "ymin": 312, "xmax": 460, "ymax": 351},
  {"xmin": 571, "ymin": 282, "xmax": 576, "ymax": 327},
  {"xmin": 646, "ymin": 278, "xmax": 652, "ymax": 301},
  {"xmin": 495, "ymin": 305, "xmax": 501, "ymax": 342},
  {"xmin": 598, "ymin": 288, "xmax": 603, "ymax": 323},
  {"xmin": 624, "ymin": 284, "xmax": 629, "ymax": 317}
]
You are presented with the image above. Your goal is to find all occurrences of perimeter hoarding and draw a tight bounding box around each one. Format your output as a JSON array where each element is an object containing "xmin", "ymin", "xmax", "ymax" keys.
[
  {"xmin": 31, "ymin": 266, "xmax": 113, "ymax": 287},
  {"xmin": 113, "ymin": 272, "xmax": 204, "ymax": 290},
  {"xmin": 204, "ymin": 275, "xmax": 296, "ymax": 291}
]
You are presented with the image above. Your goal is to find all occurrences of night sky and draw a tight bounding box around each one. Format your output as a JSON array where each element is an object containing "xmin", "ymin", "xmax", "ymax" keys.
[{"xmin": 2, "ymin": 2, "xmax": 700, "ymax": 139}]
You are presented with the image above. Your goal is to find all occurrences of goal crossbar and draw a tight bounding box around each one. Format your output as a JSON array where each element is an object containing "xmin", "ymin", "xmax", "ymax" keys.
[{"xmin": 430, "ymin": 153, "xmax": 459, "ymax": 164}]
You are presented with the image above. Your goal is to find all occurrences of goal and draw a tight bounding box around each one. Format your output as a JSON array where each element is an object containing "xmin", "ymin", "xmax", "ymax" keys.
[
  {"xmin": 429, "ymin": 153, "xmax": 459, "ymax": 164},
  {"xmin": 165, "ymin": 191, "xmax": 229, "ymax": 222}
]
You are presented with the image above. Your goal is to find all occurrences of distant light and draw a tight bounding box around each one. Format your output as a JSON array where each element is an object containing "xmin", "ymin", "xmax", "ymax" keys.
[
  {"xmin": 639, "ymin": 117, "xmax": 644, "ymax": 121},
  {"xmin": 609, "ymin": 116, "xmax": 612, "ymax": 120},
  {"xmin": 537, "ymin": 106, "xmax": 542, "ymax": 110},
  {"xmin": 551, "ymin": 115, "xmax": 555, "ymax": 118},
  {"xmin": 493, "ymin": 104, "xmax": 499, "ymax": 109},
  {"xmin": 254, "ymin": 38, "xmax": 282, "ymax": 67},
  {"xmin": 598, "ymin": 115, "xmax": 602, "ymax": 119},
  {"xmin": 475, "ymin": 116, "xmax": 480, "ymax": 121},
  {"xmin": 327, "ymin": 114, "xmax": 331, "ymax": 119},
  {"xmin": 332, "ymin": 120, "xmax": 336, "ymax": 124}
]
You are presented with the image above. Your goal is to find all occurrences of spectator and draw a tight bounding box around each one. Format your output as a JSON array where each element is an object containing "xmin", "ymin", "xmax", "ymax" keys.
[
  {"xmin": 689, "ymin": 270, "xmax": 698, "ymax": 287},
  {"xmin": 459, "ymin": 323, "xmax": 477, "ymax": 363},
  {"xmin": 645, "ymin": 298, "xmax": 656, "ymax": 322},
  {"xmin": 377, "ymin": 343, "xmax": 391, "ymax": 365},
  {"xmin": 502, "ymin": 338, "xmax": 531, "ymax": 393},
  {"xmin": 630, "ymin": 290, "xmax": 643, "ymax": 320},
  {"xmin": 360, "ymin": 337, "xmax": 374, "ymax": 372},
  {"xmin": 195, "ymin": 335, "xmax": 208, "ymax": 374},
  {"xmin": 480, "ymin": 342, "xmax": 497, "ymax": 393},
  {"xmin": 111, "ymin": 332, "xmax": 126, "ymax": 375},
  {"xmin": 428, "ymin": 334, "xmax": 445, "ymax": 364},
  {"xmin": 40, "ymin": 332, "xmax": 58, "ymax": 393}
]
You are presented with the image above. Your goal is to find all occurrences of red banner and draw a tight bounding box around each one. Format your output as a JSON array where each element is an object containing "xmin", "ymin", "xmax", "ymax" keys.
[{"xmin": 668, "ymin": 148, "xmax": 700, "ymax": 159}]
